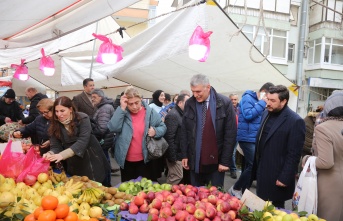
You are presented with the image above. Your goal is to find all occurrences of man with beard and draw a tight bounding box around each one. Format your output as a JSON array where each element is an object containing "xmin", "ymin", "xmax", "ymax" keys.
[{"xmin": 252, "ymin": 85, "xmax": 305, "ymax": 208}]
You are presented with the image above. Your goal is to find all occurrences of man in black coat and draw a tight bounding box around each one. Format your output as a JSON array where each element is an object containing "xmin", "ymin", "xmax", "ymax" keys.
[
  {"xmin": 164, "ymin": 94, "xmax": 190, "ymax": 185},
  {"xmin": 19, "ymin": 87, "xmax": 48, "ymax": 125},
  {"xmin": 72, "ymin": 78, "xmax": 97, "ymax": 117},
  {"xmin": 181, "ymin": 74, "xmax": 237, "ymax": 187},
  {"xmin": 252, "ymin": 85, "xmax": 305, "ymax": 208},
  {"xmin": 0, "ymin": 89, "xmax": 24, "ymax": 126}
]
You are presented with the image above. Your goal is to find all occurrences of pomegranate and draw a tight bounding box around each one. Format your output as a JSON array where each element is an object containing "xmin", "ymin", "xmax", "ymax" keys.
[{"xmin": 24, "ymin": 174, "xmax": 37, "ymax": 186}]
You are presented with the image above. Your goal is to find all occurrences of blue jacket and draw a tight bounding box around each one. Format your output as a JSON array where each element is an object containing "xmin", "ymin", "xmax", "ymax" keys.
[
  {"xmin": 237, "ymin": 90, "xmax": 266, "ymax": 143},
  {"xmin": 107, "ymin": 101, "xmax": 167, "ymax": 169}
]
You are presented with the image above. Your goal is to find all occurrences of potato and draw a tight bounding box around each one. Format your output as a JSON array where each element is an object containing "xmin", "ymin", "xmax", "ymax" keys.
[
  {"xmin": 114, "ymin": 199, "xmax": 124, "ymax": 205},
  {"xmin": 107, "ymin": 187, "xmax": 117, "ymax": 195}
]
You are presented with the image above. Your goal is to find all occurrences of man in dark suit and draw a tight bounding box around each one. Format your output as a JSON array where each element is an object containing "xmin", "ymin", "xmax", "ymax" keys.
[
  {"xmin": 72, "ymin": 78, "xmax": 96, "ymax": 117},
  {"xmin": 252, "ymin": 85, "xmax": 305, "ymax": 208},
  {"xmin": 181, "ymin": 74, "xmax": 237, "ymax": 187}
]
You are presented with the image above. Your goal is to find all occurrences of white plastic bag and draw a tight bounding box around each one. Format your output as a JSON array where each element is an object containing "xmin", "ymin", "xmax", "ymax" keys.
[{"xmin": 292, "ymin": 156, "xmax": 318, "ymax": 214}]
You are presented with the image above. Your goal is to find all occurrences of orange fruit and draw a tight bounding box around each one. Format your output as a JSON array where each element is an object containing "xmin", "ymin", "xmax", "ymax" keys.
[
  {"xmin": 55, "ymin": 204, "xmax": 69, "ymax": 219},
  {"xmin": 56, "ymin": 219, "xmax": 65, "ymax": 221},
  {"xmin": 38, "ymin": 210, "xmax": 56, "ymax": 221},
  {"xmin": 41, "ymin": 195, "xmax": 59, "ymax": 210},
  {"xmin": 24, "ymin": 214, "xmax": 36, "ymax": 221},
  {"xmin": 33, "ymin": 207, "xmax": 44, "ymax": 219},
  {"xmin": 64, "ymin": 212, "xmax": 78, "ymax": 221},
  {"xmin": 89, "ymin": 218, "xmax": 99, "ymax": 221}
]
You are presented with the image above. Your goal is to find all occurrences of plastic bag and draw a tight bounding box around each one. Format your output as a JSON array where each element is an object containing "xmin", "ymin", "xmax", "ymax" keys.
[
  {"xmin": 292, "ymin": 156, "xmax": 318, "ymax": 214},
  {"xmin": 0, "ymin": 140, "xmax": 26, "ymax": 179},
  {"xmin": 92, "ymin": 33, "xmax": 123, "ymax": 64},
  {"xmin": 188, "ymin": 25, "xmax": 212, "ymax": 62},
  {"xmin": 16, "ymin": 147, "xmax": 50, "ymax": 182}
]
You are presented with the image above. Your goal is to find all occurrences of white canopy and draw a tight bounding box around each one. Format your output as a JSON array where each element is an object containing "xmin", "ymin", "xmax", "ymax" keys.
[{"xmin": 1, "ymin": 1, "xmax": 297, "ymax": 109}]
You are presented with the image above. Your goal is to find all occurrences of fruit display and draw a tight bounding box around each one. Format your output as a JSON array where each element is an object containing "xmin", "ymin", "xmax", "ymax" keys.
[
  {"xmin": 0, "ymin": 171, "xmax": 325, "ymax": 221},
  {"xmin": 118, "ymin": 177, "xmax": 172, "ymax": 195}
]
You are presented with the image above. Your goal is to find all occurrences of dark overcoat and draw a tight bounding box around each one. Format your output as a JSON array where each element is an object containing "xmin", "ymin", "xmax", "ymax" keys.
[
  {"xmin": 180, "ymin": 87, "xmax": 237, "ymax": 170},
  {"xmin": 72, "ymin": 92, "xmax": 97, "ymax": 117},
  {"xmin": 252, "ymin": 106, "xmax": 305, "ymax": 202},
  {"xmin": 50, "ymin": 112, "xmax": 110, "ymax": 182}
]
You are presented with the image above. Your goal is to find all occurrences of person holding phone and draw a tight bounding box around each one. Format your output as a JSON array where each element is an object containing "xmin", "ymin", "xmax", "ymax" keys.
[
  {"xmin": 13, "ymin": 98, "xmax": 53, "ymax": 156},
  {"xmin": 229, "ymin": 82, "xmax": 274, "ymax": 199}
]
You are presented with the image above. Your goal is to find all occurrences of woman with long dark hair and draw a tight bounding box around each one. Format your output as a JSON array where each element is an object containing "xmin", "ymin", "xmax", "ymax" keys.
[{"xmin": 43, "ymin": 96, "xmax": 110, "ymax": 184}]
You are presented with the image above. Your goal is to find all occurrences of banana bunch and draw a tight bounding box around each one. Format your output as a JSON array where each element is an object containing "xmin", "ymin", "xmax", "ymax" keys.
[
  {"xmin": 77, "ymin": 188, "xmax": 105, "ymax": 205},
  {"xmin": 48, "ymin": 169, "xmax": 68, "ymax": 184},
  {"xmin": 64, "ymin": 178, "xmax": 84, "ymax": 195}
]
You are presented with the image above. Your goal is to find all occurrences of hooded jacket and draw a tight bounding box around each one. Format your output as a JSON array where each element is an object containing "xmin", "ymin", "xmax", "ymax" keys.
[
  {"xmin": 92, "ymin": 97, "xmax": 115, "ymax": 151},
  {"xmin": 237, "ymin": 90, "xmax": 266, "ymax": 143}
]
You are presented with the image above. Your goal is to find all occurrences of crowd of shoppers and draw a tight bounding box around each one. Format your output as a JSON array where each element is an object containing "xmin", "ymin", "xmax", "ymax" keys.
[{"xmin": 1, "ymin": 74, "xmax": 339, "ymax": 220}]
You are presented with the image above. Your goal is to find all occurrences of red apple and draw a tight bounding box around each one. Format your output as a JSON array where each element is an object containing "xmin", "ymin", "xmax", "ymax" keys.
[
  {"xmin": 186, "ymin": 190, "xmax": 196, "ymax": 198},
  {"xmin": 194, "ymin": 208, "xmax": 206, "ymax": 220},
  {"xmin": 207, "ymin": 194, "xmax": 217, "ymax": 205},
  {"xmin": 198, "ymin": 187, "xmax": 210, "ymax": 193},
  {"xmin": 161, "ymin": 202, "xmax": 172, "ymax": 208},
  {"xmin": 172, "ymin": 192, "xmax": 179, "ymax": 198},
  {"xmin": 228, "ymin": 210, "xmax": 237, "ymax": 220},
  {"xmin": 139, "ymin": 203, "xmax": 150, "ymax": 213},
  {"xmin": 186, "ymin": 197, "xmax": 196, "ymax": 204},
  {"xmin": 149, "ymin": 213, "xmax": 159, "ymax": 221},
  {"xmin": 216, "ymin": 199, "xmax": 224, "ymax": 207},
  {"xmin": 185, "ymin": 214, "xmax": 196, "ymax": 221},
  {"xmin": 195, "ymin": 201, "xmax": 206, "ymax": 210},
  {"xmin": 171, "ymin": 203, "xmax": 183, "ymax": 215},
  {"xmin": 205, "ymin": 206, "xmax": 216, "ymax": 219},
  {"xmin": 120, "ymin": 202, "xmax": 129, "ymax": 211},
  {"xmin": 228, "ymin": 199, "xmax": 240, "ymax": 210},
  {"xmin": 192, "ymin": 187, "xmax": 198, "ymax": 193},
  {"xmin": 198, "ymin": 192, "xmax": 209, "ymax": 200},
  {"xmin": 209, "ymin": 186, "xmax": 217, "ymax": 192},
  {"xmin": 221, "ymin": 213, "xmax": 231, "ymax": 221},
  {"xmin": 155, "ymin": 193, "xmax": 164, "ymax": 202},
  {"xmin": 203, "ymin": 218, "xmax": 211, "ymax": 221},
  {"xmin": 134, "ymin": 196, "xmax": 145, "ymax": 206},
  {"xmin": 176, "ymin": 189, "xmax": 183, "ymax": 195},
  {"xmin": 217, "ymin": 192, "xmax": 224, "ymax": 199},
  {"xmin": 185, "ymin": 203, "xmax": 196, "ymax": 214},
  {"xmin": 233, "ymin": 219, "xmax": 242, "ymax": 221},
  {"xmin": 212, "ymin": 216, "xmax": 222, "ymax": 221},
  {"xmin": 201, "ymin": 198, "xmax": 209, "ymax": 203},
  {"xmin": 151, "ymin": 198, "xmax": 162, "ymax": 209},
  {"xmin": 149, "ymin": 208, "xmax": 159, "ymax": 215},
  {"xmin": 160, "ymin": 207, "xmax": 173, "ymax": 218},
  {"xmin": 147, "ymin": 191, "xmax": 156, "ymax": 202},
  {"xmin": 137, "ymin": 191, "xmax": 148, "ymax": 199},
  {"xmin": 158, "ymin": 218, "xmax": 166, "ymax": 221},
  {"xmin": 172, "ymin": 185, "xmax": 180, "ymax": 192},
  {"xmin": 166, "ymin": 194, "xmax": 175, "ymax": 205},
  {"xmin": 175, "ymin": 210, "xmax": 189, "ymax": 221},
  {"xmin": 218, "ymin": 201, "xmax": 231, "ymax": 213},
  {"xmin": 216, "ymin": 211, "xmax": 223, "ymax": 217},
  {"xmin": 166, "ymin": 217, "xmax": 176, "ymax": 221},
  {"xmin": 129, "ymin": 203, "xmax": 139, "ymax": 214}
]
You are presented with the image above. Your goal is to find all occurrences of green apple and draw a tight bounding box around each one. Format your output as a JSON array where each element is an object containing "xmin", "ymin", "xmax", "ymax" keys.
[
  {"xmin": 119, "ymin": 182, "xmax": 129, "ymax": 192},
  {"xmin": 161, "ymin": 184, "xmax": 172, "ymax": 191},
  {"xmin": 127, "ymin": 181, "xmax": 134, "ymax": 186},
  {"xmin": 141, "ymin": 177, "xmax": 148, "ymax": 183},
  {"xmin": 300, "ymin": 217, "xmax": 308, "ymax": 221},
  {"xmin": 308, "ymin": 214, "xmax": 319, "ymax": 221},
  {"xmin": 153, "ymin": 183, "xmax": 161, "ymax": 189},
  {"xmin": 282, "ymin": 214, "xmax": 293, "ymax": 221}
]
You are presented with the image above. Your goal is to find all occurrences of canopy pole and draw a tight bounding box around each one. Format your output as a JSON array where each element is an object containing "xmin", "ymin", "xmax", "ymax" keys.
[
  {"xmin": 296, "ymin": 0, "xmax": 308, "ymax": 113},
  {"xmin": 89, "ymin": 21, "xmax": 99, "ymax": 78}
]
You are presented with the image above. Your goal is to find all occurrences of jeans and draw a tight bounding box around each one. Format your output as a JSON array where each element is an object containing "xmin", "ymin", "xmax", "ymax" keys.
[
  {"xmin": 230, "ymin": 142, "xmax": 238, "ymax": 172},
  {"xmin": 233, "ymin": 141, "xmax": 255, "ymax": 192}
]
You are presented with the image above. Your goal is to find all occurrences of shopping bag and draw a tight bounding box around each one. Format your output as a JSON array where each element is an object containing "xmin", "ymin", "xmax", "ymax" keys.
[
  {"xmin": 292, "ymin": 156, "xmax": 318, "ymax": 214},
  {"xmin": 0, "ymin": 140, "xmax": 26, "ymax": 179},
  {"xmin": 16, "ymin": 147, "xmax": 50, "ymax": 183}
]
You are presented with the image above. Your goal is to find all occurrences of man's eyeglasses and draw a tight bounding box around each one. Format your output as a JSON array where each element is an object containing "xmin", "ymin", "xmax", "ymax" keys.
[{"xmin": 39, "ymin": 110, "xmax": 50, "ymax": 115}]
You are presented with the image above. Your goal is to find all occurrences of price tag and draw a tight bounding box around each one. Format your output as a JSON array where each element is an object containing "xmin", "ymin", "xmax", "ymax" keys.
[{"xmin": 240, "ymin": 189, "xmax": 266, "ymax": 211}]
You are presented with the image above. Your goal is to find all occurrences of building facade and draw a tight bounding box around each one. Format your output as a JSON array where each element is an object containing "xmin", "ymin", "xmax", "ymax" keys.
[{"xmin": 172, "ymin": 0, "xmax": 343, "ymax": 116}]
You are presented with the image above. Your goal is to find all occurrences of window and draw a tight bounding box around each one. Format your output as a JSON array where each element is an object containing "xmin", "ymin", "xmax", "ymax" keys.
[
  {"xmin": 288, "ymin": 43, "xmax": 295, "ymax": 62},
  {"xmin": 308, "ymin": 37, "xmax": 343, "ymax": 66},
  {"xmin": 241, "ymin": 25, "xmax": 288, "ymax": 60}
]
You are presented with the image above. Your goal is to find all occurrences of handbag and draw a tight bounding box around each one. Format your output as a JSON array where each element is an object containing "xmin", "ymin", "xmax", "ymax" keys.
[
  {"xmin": 146, "ymin": 136, "xmax": 168, "ymax": 160},
  {"xmin": 146, "ymin": 112, "xmax": 168, "ymax": 160},
  {"xmin": 292, "ymin": 156, "xmax": 318, "ymax": 214}
]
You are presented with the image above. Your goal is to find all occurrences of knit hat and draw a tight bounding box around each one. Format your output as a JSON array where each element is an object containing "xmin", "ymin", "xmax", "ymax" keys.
[
  {"xmin": 323, "ymin": 90, "xmax": 343, "ymax": 117},
  {"xmin": 3, "ymin": 89, "xmax": 15, "ymax": 99}
]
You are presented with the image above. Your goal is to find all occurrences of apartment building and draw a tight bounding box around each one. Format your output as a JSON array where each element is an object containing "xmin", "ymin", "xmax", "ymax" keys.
[{"xmin": 171, "ymin": 0, "xmax": 343, "ymax": 116}]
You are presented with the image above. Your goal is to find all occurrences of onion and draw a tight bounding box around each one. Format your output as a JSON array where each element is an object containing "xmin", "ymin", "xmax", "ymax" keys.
[{"xmin": 24, "ymin": 174, "xmax": 37, "ymax": 186}]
